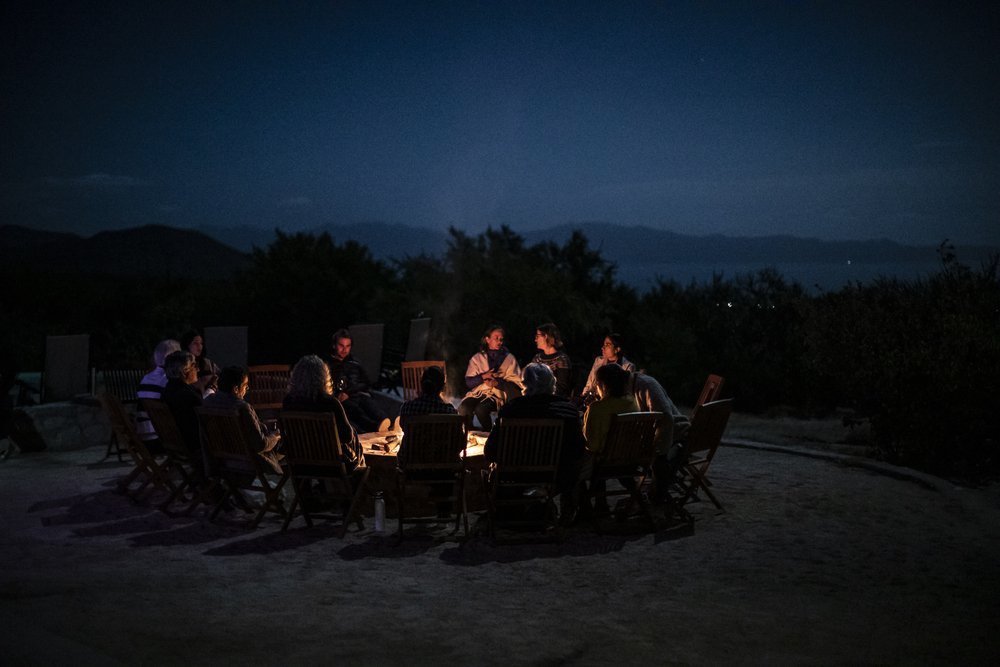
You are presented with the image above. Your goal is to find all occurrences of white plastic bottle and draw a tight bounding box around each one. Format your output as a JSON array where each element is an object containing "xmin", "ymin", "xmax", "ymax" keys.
[{"xmin": 374, "ymin": 491, "xmax": 386, "ymax": 534}]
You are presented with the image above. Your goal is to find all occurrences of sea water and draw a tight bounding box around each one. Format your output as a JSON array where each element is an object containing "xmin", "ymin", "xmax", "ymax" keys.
[{"xmin": 616, "ymin": 259, "xmax": 946, "ymax": 292}]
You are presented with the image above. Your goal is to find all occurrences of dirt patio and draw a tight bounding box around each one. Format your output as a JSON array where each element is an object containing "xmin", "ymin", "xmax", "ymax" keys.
[{"xmin": 1, "ymin": 435, "xmax": 999, "ymax": 665}]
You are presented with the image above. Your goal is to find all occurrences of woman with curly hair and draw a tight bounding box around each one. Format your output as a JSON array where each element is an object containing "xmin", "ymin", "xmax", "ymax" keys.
[{"xmin": 282, "ymin": 354, "xmax": 359, "ymax": 464}]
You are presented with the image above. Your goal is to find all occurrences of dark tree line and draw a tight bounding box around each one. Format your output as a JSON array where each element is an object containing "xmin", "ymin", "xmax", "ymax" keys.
[{"xmin": 3, "ymin": 230, "xmax": 997, "ymax": 479}]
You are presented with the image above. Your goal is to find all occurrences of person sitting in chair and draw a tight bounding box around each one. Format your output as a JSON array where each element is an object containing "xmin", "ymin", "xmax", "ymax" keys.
[
  {"xmin": 323, "ymin": 329, "xmax": 389, "ymax": 434},
  {"xmin": 283, "ymin": 354, "xmax": 360, "ymax": 467},
  {"xmin": 485, "ymin": 363, "xmax": 588, "ymax": 523},
  {"xmin": 398, "ymin": 365, "xmax": 458, "ymax": 448},
  {"xmin": 583, "ymin": 363, "xmax": 639, "ymax": 515},
  {"xmin": 627, "ymin": 370, "xmax": 691, "ymax": 495},
  {"xmin": 203, "ymin": 366, "xmax": 282, "ymax": 474},
  {"xmin": 135, "ymin": 338, "xmax": 181, "ymax": 454}
]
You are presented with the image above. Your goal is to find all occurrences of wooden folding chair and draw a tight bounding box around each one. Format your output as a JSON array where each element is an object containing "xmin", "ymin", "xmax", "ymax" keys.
[
  {"xmin": 395, "ymin": 414, "xmax": 469, "ymax": 540},
  {"xmin": 99, "ymin": 368, "xmax": 146, "ymax": 460},
  {"xmin": 278, "ymin": 411, "xmax": 370, "ymax": 537},
  {"xmin": 676, "ymin": 398, "xmax": 733, "ymax": 511},
  {"xmin": 246, "ymin": 364, "xmax": 291, "ymax": 420},
  {"xmin": 400, "ymin": 361, "xmax": 447, "ymax": 402},
  {"xmin": 691, "ymin": 374, "xmax": 725, "ymax": 419},
  {"xmin": 99, "ymin": 393, "xmax": 175, "ymax": 501},
  {"xmin": 98, "ymin": 368, "xmax": 146, "ymax": 404},
  {"xmin": 589, "ymin": 412, "xmax": 691, "ymax": 530},
  {"xmin": 139, "ymin": 398, "xmax": 207, "ymax": 515},
  {"xmin": 484, "ymin": 418, "xmax": 564, "ymax": 542},
  {"xmin": 196, "ymin": 406, "xmax": 290, "ymax": 528}
]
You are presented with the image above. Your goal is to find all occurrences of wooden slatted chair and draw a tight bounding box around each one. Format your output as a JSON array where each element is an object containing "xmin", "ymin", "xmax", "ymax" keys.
[
  {"xmin": 99, "ymin": 392, "xmax": 175, "ymax": 501},
  {"xmin": 99, "ymin": 368, "xmax": 146, "ymax": 404},
  {"xmin": 97, "ymin": 368, "xmax": 146, "ymax": 461},
  {"xmin": 195, "ymin": 406, "xmax": 290, "ymax": 528},
  {"xmin": 395, "ymin": 414, "xmax": 469, "ymax": 540},
  {"xmin": 246, "ymin": 364, "xmax": 291, "ymax": 419},
  {"xmin": 588, "ymin": 412, "xmax": 690, "ymax": 530},
  {"xmin": 691, "ymin": 374, "xmax": 725, "ymax": 419},
  {"xmin": 400, "ymin": 361, "xmax": 447, "ymax": 402},
  {"xmin": 675, "ymin": 398, "xmax": 734, "ymax": 511},
  {"xmin": 484, "ymin": 418, "xmax": 564, "ymax": 542},
  {"xmin": 278, "ymin": 411, "xmax": 370, "ymax": 537},
  {"xmin": 139, "ymin": 398, "xmax": 206, "ymax": 515}
]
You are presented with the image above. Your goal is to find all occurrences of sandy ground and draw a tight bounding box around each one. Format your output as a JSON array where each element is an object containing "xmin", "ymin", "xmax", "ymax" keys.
[{"xmin": 2, "ymin": 430, "xmax": 999, "ymax": 665}]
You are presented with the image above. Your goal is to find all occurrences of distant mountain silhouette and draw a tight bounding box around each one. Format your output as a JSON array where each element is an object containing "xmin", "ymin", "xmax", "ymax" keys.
[
  {"xmin": 6, "ymin": 222, "xmax": 994, "ymax": 286},
  {"xmin": 200, "ymin": 220, "xmax": 973, "ymax": 266},
  {"xmin": 0, "ymin": 224, "xmax": 250, "ymax": 278}
]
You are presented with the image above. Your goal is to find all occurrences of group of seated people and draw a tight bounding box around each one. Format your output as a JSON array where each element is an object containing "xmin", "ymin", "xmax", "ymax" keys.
[
  {"xmin": 134, "ymin": 321, "xmax": 692, "ymax": 526},
  {"xmin": 401, "ymin": 321, "xmax": 693, "ymax": 525}
]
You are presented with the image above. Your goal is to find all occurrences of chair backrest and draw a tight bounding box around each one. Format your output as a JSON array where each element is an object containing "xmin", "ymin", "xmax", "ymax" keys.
[
  {"xmin": 99, "ymin": 392, "xmax": 151, "ymax": 463},
  {"xmin": 278, "ymin": 411, "xmax": 347, "ymax": 468},
  {"xmin": 493, "ymin": 418, "xmax": 564, "ymax": 478},
  {"xmin": 195, "ymin": 406, "xmax": 261, "ymax": 468},
  {"xmin": 397, "ymin": 413, "xmax": 466, "ymax": 469},
  {"xmin": 139, "ymin": 398, "xmax": 192, "ymax": 458},
  {"xmin": 246, "ymin": 364, "xmax": 291, "ymax": 412},
  {"xmin": 685, "ymin": 398, "xmax": 733, "ymax": 459},
  {"xmin": 348, "ymin": 323, "xmax": 384, "ymax": 385},
  {"xmin": 404, "ymin": 317, "xmax": 432, "ymax": 361},
  {"xmin": 400, "ymin": 360, "xmax": 446, "ymax": 402},
  {"xmin": 42, "ymin": 334, "xmax": 90, "ymax": 402},
  {"xmin": 203, "ymin": 326, "xmax": 248, "ymax": 368},
  {"xmin": 599, "ymin": 412, "xmax": 664, "ymax": 471},
  {"xmin": 98, "ymin": 368, "xmax": 146, "ymax": 404},
  {"xmin": 694, "ymin": 374, "xmax": 725, "ymax": 409}
]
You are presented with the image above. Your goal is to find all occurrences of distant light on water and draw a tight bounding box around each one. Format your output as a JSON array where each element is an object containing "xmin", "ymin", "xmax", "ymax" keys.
[{"xmin": 619, "ymin": 259, "xmax": 946, "ymax": 293}]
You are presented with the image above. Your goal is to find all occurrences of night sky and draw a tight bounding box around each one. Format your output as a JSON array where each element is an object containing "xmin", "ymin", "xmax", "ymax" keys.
[{"xmin": 2, "ymin": 1, "xmax": 998, "ymax": 246}]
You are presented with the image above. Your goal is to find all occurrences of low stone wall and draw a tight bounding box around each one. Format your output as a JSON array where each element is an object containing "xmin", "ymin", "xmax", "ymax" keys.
[{"xmin": 12, "ymin": 397, "xmax": 110, "ymax": 452}]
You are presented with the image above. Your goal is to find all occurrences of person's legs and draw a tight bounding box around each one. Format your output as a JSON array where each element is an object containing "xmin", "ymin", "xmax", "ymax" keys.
[
  {"xmin": 459, "ymin": 396, "xmax": 496, "ymax": 430},
  {"xmin": 473, "ymin": 398, "xmax": 497, "ymax": 431},
  {"xmin": 342, "ymin": 396, "xmax": 379, "ymax": 433}
]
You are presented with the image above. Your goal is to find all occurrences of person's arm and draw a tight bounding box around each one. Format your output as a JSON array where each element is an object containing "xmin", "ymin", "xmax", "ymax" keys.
[
  {"xmin": 553, "ymin": 366, "xmax": 572, "ymax": 397},
  {"xmin": 580, "ymin": 357, "xmax": 602, "ymax": 397}
]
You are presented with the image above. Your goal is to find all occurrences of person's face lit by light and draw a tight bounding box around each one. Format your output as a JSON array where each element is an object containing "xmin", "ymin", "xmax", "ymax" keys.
[
  {"xmin": 601, "ymin": 337, "xmax": 620, "ymax": 362},
  {"xmin": 485, "ymin": 329, "xmax": 504, "ymax": 351},
  {"xmin": 335, "ymin": 337, "xmax": 352, "ymax": 360},
  {"xmin": 182, "ymin": 360, "xmax": 198, "ymax": 384}
]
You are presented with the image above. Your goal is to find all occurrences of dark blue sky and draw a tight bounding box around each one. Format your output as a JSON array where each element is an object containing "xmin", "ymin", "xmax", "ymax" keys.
[{"xmin": 2, "ymin": 1, "xmax": 998, "ymax": 245}]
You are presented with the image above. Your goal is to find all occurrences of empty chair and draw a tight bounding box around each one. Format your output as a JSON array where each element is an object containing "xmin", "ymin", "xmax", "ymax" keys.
[
  {"xmin": 99, "ymin": 393, "xmax": 175, "ymax": 501},
  {"xmin": 400, "ymin": 361, "xmax": 447, "ymax": 403},
  {"xmin": 675, "ymin": 398, "xmax": 734, "ymax": 511},
  {"xmin": 196, "ymin": 406, "xmax": 290, "ymax": 528},
  {"xmin": 278, "ymin": 411, "xmax": 370, "ymax": 537},
  {"xmin": 691, "ymin": 374, "xmax": 725, "ymax": 419},
  {"xmin": 98, "ymin": 368, "xmax": 147, "ymax": 461},
  {"xmin": 484, "ymin": 418, "xmax": 564, "ymax": 542},
  {"xmin": 98, "ymin": 368, "xmax": 146, "ymax": 405},
  {"xmin": 348, "ymin": 323, "xmax": 385, "ymax": 389},
  {"xmin": 42, "ymin": 334, "xmax": 90, "ymax": 402},
  {"xmin": 246, "ymin": 364, "xmax": 291, "ymax": 418},
  {"xmin": 395, "ymin": 413, "xmax": 469, "ymax": 540}
]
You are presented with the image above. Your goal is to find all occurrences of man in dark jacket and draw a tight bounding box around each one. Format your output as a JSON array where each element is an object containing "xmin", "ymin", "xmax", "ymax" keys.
[{"xmin": 324, "ymin": 329, "xmax": 389, "ymax": 433}]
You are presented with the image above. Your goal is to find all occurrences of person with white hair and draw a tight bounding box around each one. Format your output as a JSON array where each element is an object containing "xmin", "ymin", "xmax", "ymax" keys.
[
  {"xmin": 484, "ymin": 363, "xmax": 588, "ymax": 524},
  {"xmin": 135, "ymin": 338, "xmax": 181, "ymax": 452}
]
